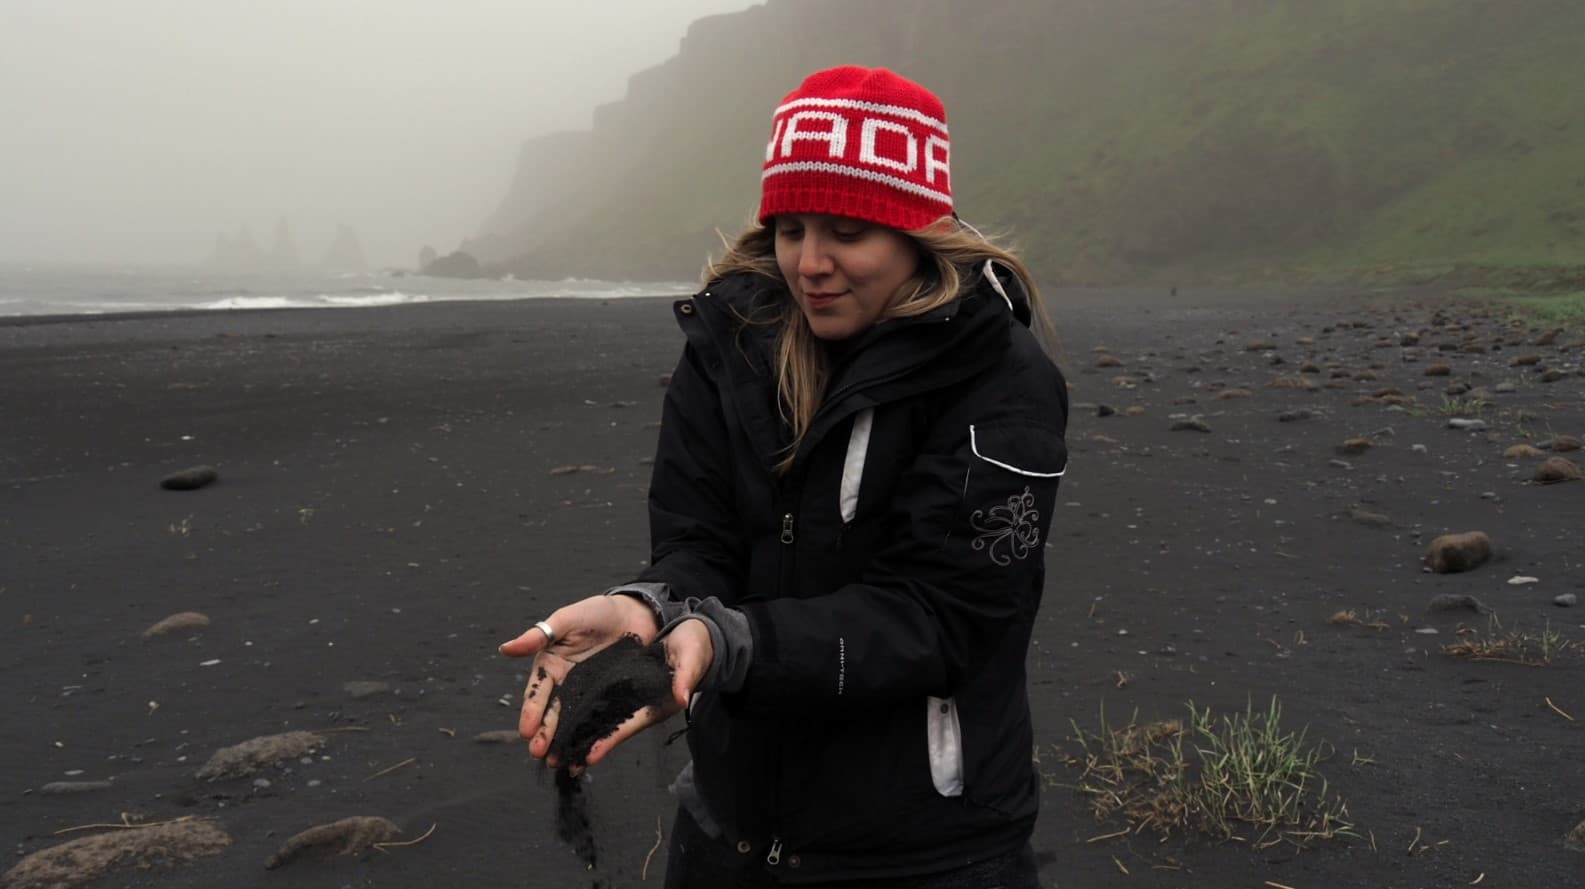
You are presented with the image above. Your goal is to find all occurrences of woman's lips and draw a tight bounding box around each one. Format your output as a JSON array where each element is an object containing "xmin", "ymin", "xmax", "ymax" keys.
[{"xmin": 804, "ymin": 291, "xmax": 845, "ymax": 309}]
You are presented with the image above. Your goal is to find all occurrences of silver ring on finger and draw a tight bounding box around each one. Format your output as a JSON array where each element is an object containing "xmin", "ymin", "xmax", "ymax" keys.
[{"xmin": 533, "ymin": 620, "xmax": 557, "ymax": 646}]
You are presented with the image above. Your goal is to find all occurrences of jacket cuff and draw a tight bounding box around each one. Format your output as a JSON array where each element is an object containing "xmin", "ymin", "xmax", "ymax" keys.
[
  {"xmin": 661, "ymin": 598, "xmax": 752, "ymax": 694},
  {"xmin": 603, "ymin": 582, "xmax": 690, "ymax": 630}
]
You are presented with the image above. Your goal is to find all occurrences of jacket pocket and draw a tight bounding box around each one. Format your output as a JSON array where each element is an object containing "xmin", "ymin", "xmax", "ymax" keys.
[{"xmin": 968, "ymin": 423, "xmax": 1067, "ymax": 478}]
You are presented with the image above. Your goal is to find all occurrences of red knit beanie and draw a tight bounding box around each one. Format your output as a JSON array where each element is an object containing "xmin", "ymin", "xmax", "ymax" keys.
[{"xmin": 759, "ymin": 65, "xmax": 952, "ymax": 232}]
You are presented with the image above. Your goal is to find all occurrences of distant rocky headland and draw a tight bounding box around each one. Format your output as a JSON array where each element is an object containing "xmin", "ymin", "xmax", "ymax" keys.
[{"xmin": 452, "ymin": 0, "xmax": 1585, "ymax": 287}]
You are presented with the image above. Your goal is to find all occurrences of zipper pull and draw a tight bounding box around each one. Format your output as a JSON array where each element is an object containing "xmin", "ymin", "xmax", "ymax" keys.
[
  {"xmin": 766, "ymin": 837, "xmax": 783, "ymax": 865},
  {"xmin": 780, "ymin": 513, "xmax": 795, "ymax": 544}
]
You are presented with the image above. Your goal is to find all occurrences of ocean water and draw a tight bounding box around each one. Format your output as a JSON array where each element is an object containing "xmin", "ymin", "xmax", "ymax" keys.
[{"xmin": 0, "ymin": 263, "xmax": 694, "ymax": 318}]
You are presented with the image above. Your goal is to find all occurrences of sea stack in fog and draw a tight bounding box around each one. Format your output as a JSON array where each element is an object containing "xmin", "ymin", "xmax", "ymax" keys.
[{"xmin": 320, "ymin": 225, "xmax": 368, "ymax": 273}]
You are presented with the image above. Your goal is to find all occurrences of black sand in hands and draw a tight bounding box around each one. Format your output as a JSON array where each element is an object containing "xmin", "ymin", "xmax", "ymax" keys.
[{"xmin": 547, "ymin": 634, "xmax": 674, "ymax": 873}]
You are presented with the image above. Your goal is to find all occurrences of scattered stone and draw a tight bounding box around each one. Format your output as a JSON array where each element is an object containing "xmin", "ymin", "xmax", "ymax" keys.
[
  {"xmin": 1411, "ymin": 444, "xmax": 1428, "ymax": 454},
  {"xmin": 1336, "ymin": 438, "xmax": 1374, "ymax": 456},
  {"xmin": 1124, "ymin": 406, "xmax": 1148, "ymax": 417},
  {"xmin": 141, "ymin": 611, "xmax": 210, "ymax": 640},
  {"xmin": 1426, "ymin": 593, "xmax": 1492, "ymax": 615},
  {"xmin": 1278, "ymin": 409, "xmax": 1312, "ymax": 422},
  {"xmin": 39, "ymin": 780, "xmax": 114, "ymax": 795},
  {"xmin": 1245, "ymin": 340, "xmax": 1275, "ymax": 351},
  {"xmin": 1328, "ymin": 458, "xmax": 1352, "ymax": 469},
  {"xmin": 160, "ymin": 465, "xmax": 218, "ymax": 491},
  {"xmin": 2, "ymin": 817, "xmax": 230, "ymax": 889},
  {"xmin": 1413, "ymin": 627, "xmax": 1440, "ymax": 635},
  {"xmin": 1557, "ymin": 594, "xmax": 1579, "ymax": 608},
  {"xmin": 1095, "ymin": 354, "xmax": 1124, "ymax": 368},
  {"xmin": 1493, "ymin": 382, "xmax": 1517, "ymax": 394},
  {"xmin": 1547, "ymin": 435, "xmax": 1582, "ymax": 452},
  {"xmin": 1510, "ymin": 354, "xmax": 1542, "ymax": 367},
  {"xmin": 1400, "ymin": 332, "xmax": 1421, "ymax": 346},
  {"xmin": 1347, "ymin": 506, "xmax": 1392, "ymax": 527},
  {"xmin": 658, "ymin": 373, "xmax": 672, "ymax": 387},
  {"xmin": 342, "ymin": 681, "xmax": 390, "ymax": 699},
  {"xmin": 474, "ymin": 730, "xmax": 521, "ymax": 744},
  {"xmin": 1424, "ymin": 364, "xmax": 1452, "ymax": 377},
  {"xmin": 1425, "ymin": 531, "xmax": 1492, "ymax": 574},
  {"xmin": 1536, "ymin": 457, "xmax": 1583, "ymax": 484},
  {"xmin": 1214, "ymin": 388, "xmax": 1252, "ymax": 400},
  {"xmin": 549, "ymin": 464, "xmax": 600, "ymax": 476},
  {"xmin": 1540, "ymin": 369, "xmax": 1568, "ymax": 383},
  {"xmin": 195, "ymin": 731, "xmax": 325, "ymax": 782},
  {"xmin": 1169, "ymin": 418, "xmax": 1212, "ymax": 433},
  {"xmin": 1446, "ymin": 418, "xmax": 1487, "ymax": 431},
  {"xmin": 1504, "ymin": 444, "xmax": 1547, "ymax": 459},
  {"xmin": 1507, "ymin": 576, "xmax": 1540, "ymax": 586},
  {"xmin": 1095, "ymin": 404, "xmax": 1116, "ymax": 418},
  {"xmin": 265, "ymin": 816, "xmax": 402, "ymax": 869}
]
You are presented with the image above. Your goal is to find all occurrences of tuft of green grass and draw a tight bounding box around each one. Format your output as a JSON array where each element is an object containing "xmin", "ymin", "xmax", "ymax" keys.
[
  {"xmin": 1055, "ymin": 697, "xmax": 1354, "ymax": 849},
  {"xmin": 1438, "ymin": 395, "xmax": 1491, "ymax": 417}
]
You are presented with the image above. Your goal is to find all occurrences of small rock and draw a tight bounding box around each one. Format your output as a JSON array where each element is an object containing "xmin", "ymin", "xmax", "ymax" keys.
[
  {"xmin": 1539, "ymin": 369, "xmax": 1568, "ymax": 383},
  {"xmin": 1504, "ymin": 444, "xmax": 1547, "ymax": 459},
  {"xmin": 160, "ymin": 465, "xmax": 218, "ymax": 491},
  {"xmin": 39, "ymin": 780, "xmax": 114, "ymax": 795},
  {"xmin": 1426, "ymin": 593, "xmax": 1492, "ymax": 615},
  {"xmin": 474, "ymin": 730, "xmax": 522, "ymax": 744},
  {"xmin": 1446, "ymin": 418, "xmax": 1486, "ymax": 431},
  {"xmin": 265, "ymin": 816, "xmax": 402, "ymax": 870},
  {"xmin": 1425, "ymin": 531, "xmax": 1492, "ymax": 574},
  {"xmin": 1547, "ymin": 435, "xmax": 1582, "ymax": 452},
  {"xmin": 1493, "ymin": 381, "xmax": 1517, "ymax": 393},
  {"xmin": 1215, "ymin": 388, "xmax": 1252, "ymax": 400},
  {"xmin": 142, "ymin": 611, "xmax": 210, "ymax": 640},
  {"xmin": 1411, "ymin": 444, "xmax": 1429, "ymax": 454},
  {"xmin": 1095, "ymin": 354, "xmax": 1124, "ymax": 368},
  {"xmin": 195, "ymin": 731, "xmax": 325, "ymax": 782},
  {"xmin": 1413, "ymin": 627, "xmax": 1440, "ymax": 635},
  {"xmin": 1336, "ymin": 438, "xmax": 1374, "ymax": 456},
  {"xmin": 1170, "ymin": 418, "xmax": 1212, "ymax": 433},
  {"xmin": 1095, "ymin": 404, "xmax": 1116, "ymax": 418},
  {"xmin": 342, "ymin": 681, "xmax": 391, "ymax": 699},
  {"xmin": 1556, "ymin": 594, "xmax": 1579, "ymax": 608},
  {"xmin": 1536, "ymin": 456, "xmax": 1583, "ymax": 484},
  {"xmin": 1507, "ymin": 576, "xmax": 1540, "ymax": 585},
  {"xmin": 1424, "ymin": 364, "xmax": 1452, "ymax": 377},
  {"xmin": 1328, "ymin": 458, "xmax": 1353, "ymax": 470},
  {"xmin": 1278, "ymin": 409, "xmax": 1312, "ymax": 423},
  {"xmin": 1347, "ymin": 506, "xmax": 1392, "ymax": 527}
]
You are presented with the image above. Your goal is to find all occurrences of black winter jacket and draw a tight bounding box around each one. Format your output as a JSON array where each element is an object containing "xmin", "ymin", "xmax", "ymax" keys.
[{"xmin": 634, "ymin": 265, "xmax": 1068, "ymax": 882}]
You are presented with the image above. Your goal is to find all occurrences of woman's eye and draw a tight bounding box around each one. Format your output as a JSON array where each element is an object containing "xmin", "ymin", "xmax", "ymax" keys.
[
  {"xmin": 833, "ymin": 229, "xmax": 865, "ymax": 242},
  {"xmin": 777, "ymin": 228, "xmax": 803, "ymax": 239}
]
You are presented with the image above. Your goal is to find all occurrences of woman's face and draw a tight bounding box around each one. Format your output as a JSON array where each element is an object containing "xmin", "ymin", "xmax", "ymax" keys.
[{"xmin": 773, "ymin": 214, "xmax": 920, "ymax": 341}]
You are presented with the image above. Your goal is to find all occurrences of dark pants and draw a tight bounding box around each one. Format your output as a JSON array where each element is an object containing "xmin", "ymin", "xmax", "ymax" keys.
[{"xmin": 663, "ymin": 806, "xmax": 1048, "ymax": 889}]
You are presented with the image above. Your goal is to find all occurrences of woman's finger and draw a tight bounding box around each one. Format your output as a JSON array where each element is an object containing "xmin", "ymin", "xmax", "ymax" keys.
[
  {"xmin": 533, "ymin": 696, "xmax": 562, "ymax": 763},
  {"xmin": 518, "ymin": 653, "xmax": 573, "ymax": 743}
]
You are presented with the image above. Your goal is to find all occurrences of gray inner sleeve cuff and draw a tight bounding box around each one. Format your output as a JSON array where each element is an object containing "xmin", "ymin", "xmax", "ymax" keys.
[{"xmin": 604, "ymin": 584, "xmax": 751, "ymax": 694}]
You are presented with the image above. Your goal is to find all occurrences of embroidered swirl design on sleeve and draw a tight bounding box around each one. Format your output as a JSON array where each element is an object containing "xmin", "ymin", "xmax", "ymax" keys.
[{"xmin": 969, "ymin": 486, "xmax": 1041, "ymax": 566}]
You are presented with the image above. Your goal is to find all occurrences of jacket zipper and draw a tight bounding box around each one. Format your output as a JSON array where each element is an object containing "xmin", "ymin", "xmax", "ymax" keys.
[
  {"xmin": 780, "ymin": 513, "xmax": 795, "ymax": 544},
  {"xmin": 766, "ymin": 837, "xmax": 783, "ymax": 865}
]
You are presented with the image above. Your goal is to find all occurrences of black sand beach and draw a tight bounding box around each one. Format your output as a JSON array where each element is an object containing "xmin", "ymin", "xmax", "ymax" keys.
[{"xmin": 2, "ymin": 289, "xmax": 1582, "ymax": 888}]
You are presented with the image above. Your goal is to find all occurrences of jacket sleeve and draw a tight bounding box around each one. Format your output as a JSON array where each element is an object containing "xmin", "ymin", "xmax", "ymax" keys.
[
  {"xmin": 736, "ymin": 360, "xmax": 1069, "ymax": 712},
  {"xmin": 632, "ymin": 343, "xmax": 750, "ymax": 604}
]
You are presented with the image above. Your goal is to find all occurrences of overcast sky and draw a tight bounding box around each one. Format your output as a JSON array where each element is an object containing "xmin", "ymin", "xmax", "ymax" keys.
[{"xmin": 0, "ymin": 0, "xmax": 761, "ymax": 268}]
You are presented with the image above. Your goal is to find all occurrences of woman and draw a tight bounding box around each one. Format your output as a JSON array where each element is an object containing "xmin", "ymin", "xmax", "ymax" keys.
[{"xmin": 501, "ymin": 65, "xmax": 1068, "ymax": 887}]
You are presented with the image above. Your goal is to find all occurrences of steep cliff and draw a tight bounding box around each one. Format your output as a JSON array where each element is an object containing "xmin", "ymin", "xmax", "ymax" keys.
[{"xmin": 478, "ymin": 0, "xmax": 1585, "ymax": 283}]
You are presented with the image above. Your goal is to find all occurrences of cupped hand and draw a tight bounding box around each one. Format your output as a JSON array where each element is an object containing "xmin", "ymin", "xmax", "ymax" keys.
[
  {"xmin": 578, "ymin": 617, "xmax": 714, "ymax": 769},
  {"xmin": 499, "ymin": 598, "xmax": 713, "ymax": 769}
]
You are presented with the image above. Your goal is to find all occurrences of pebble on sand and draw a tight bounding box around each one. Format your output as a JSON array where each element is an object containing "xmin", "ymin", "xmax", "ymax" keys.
[
  {"xmin": 1425, "ymin": 531, "xmax": 1492, "ymax": 574},
  {"xmin": 1535, "ymin": 456, "xmax": 1583, "ymax": 484},
  {"xmin": 141, "ymin": 611, "xmax": 210, "ymax": 640},
  {"xmin": 159, "ymin": 465, "xmax": 218, "ymax": 491},
  {"xmin": 474, "ymin": 729, "xmax": 522, "ymax": 744},
  {"xmin": 264, "ymin": 816, "xmax": 402, "ymax": 870},
  {"xmin": 1504, "ymin": 444, "xmax": 1547, "ymax": 459},
  {"xmin": 1336, "ymin": 438, "xmax": 1374, "ymax": 456},
  {"xmin": 195, "ymin": 731, "xmax": 326, "ymax": 782},
  {"xmin": 1547, "ymin": 434, "xmax": 1582, "ymax": 452},
  {"xmin": 2, "ymin": 817, "xmax": 231, "ymax": 889},
  {"xmin": 1170, "ymin": 418, "xmax": 1212, "ymax": 433}
]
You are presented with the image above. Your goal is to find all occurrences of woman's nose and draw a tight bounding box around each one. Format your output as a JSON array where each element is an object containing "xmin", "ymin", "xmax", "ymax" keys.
[{"xmin": 797, "ymin": 236, "xmax": 833, "ymax": 278}]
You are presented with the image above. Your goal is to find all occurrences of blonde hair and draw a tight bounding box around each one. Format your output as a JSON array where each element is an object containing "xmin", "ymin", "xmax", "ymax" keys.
[{"xmin": 704, "ymin": 217, "xmax": 1049, "ymax": 472}]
